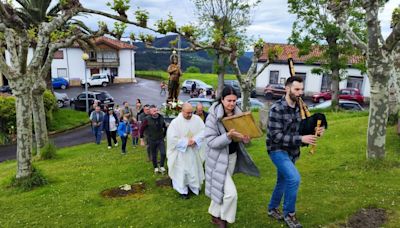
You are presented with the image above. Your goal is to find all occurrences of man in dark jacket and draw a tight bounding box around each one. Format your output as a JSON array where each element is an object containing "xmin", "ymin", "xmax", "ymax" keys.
[
  {"xmin": 138, "ymin": 104, "xmax": 151, "ymax": 161},
  {"xmin": 194, "ymin": 103, "xmax": 208, "ymax": 123},
  {"xmin": 266, "ymin": 76, "xmax": 324, "ymax": 228},
  {"xmin": 140, "ymin": 105, "xmax": 168, "ymax": 174}
]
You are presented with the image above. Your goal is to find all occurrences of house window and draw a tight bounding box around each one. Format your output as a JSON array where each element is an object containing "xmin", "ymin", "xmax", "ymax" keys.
[
  {"xmin": 53, "ymin": 50, "xmax": 64, "ymax": 59},
  {"xmin": 347, "ymin": 76, "xmax": 363, "ymax": 90},
  {"xmin": 269, "ymin": 71, "xmax": 279, "ymax": 84},
  {"xmin": 57, "ymin": 68, "xmax": 67, "ymax": 78},
  {"xmin": 321, "ymin": 73, "xmax": 332, "ymax": 92}
]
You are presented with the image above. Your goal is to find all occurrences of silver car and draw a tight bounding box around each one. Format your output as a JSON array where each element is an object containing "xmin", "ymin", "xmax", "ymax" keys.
[
  {"xmin": 54, "ymin": 91, "xmax": 70, "ymax": 108},
  {"xmin": 181, "ymin": 79, "xmax": 213, "ymax": 95}
]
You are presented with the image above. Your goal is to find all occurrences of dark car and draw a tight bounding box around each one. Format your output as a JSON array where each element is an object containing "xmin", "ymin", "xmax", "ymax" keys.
[
  {"xmin": 223, "ymin": 80, "xmax": 257, "ymax": 98},
  {"xmin": 71, "ymin": 91, "xmax": 114, "ymax": 111},
  {"xmin": 264, "ymin": 84, "xmax": 286, "ymax": 99},
  {"xmin": 312, "ymin": 88, "xmax": 365, "ymax": 104},
  {"xmin": 52, "ymin": 77, "xmax": 69, "ymax": 90},
  {"xmin": 0, "ymin": 85, "xmax": 12, "ymax": 94}
]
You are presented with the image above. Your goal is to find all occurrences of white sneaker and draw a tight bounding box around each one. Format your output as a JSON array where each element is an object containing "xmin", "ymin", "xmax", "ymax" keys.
[
  {"xmin": 108, "ymin": 146, "xmax": 111, "ymax": 149},
  {"xmin": 154, "ymin": 168, "xmax": 159, "ymax": 173},
  {"xmin": 160, "ymin": 167, "xmax": 166, "ymax": 173},
  {"xmin": 114, "ymin": 143, "xmax": 118, "ymax": 147}
]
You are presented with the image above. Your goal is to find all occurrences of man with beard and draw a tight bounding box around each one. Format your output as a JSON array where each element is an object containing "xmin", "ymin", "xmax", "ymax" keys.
[
  {"xmin": 166, "ymin": 103, "xmax": 205, "ymax": 199},
  {"xmin": 140, "ymin": 105, "xmax": 167, "ymax": 174},
  {"xmin": 266, "ymin": 76, "xmax": 324, "ymax": 228}
]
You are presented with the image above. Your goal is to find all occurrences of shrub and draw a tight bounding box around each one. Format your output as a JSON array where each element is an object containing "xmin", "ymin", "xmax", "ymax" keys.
[
  {"xmin": 0, "ymin": 94, "xmax": 16, "ymax": 141},
  {"xmin": 40, "ymin": 140, "xmax": 57, "ymax": 160},
  {"xmin": 185, "ymin": 66, "xmax": 201, "ymax": 73},
  {"xmin": 0, "ymin": 91, "xmax": 57, "ymax": 145},
  {"xmin": 43, "ymin": 90, "xmax": 57, "ymax": 125},
  {"xmin": 10, "ymin": 166, "xmax": 48, "ymax": 191}
]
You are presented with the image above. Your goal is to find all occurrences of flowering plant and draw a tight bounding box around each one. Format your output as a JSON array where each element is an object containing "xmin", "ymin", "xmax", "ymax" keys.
[{"xmin": 161, "ymin": 99, "xmax": 183, "ymax": 117}]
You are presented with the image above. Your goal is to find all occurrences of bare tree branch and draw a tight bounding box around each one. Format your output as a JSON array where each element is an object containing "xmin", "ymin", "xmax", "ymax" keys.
[
  {"xmin": 144, "ymin": 45, "xmax": 203, "ymax": 52},
  {"xmin": 255, "ymin": 61, "xmax": 270, "ymax": 78},
  {"xmin": 40, "ymin": 29, "xmax": 107, "ymax": 77},
  {"xmin": 0, "ymin": 48, "xmax": 12, "ymax": 78},
  {"xmin": 5, "ymin": 29, "xmax": 20, "ymax": 72},
  {"xmin": 384, "ymin": 23, "xmax": 400, "ymax": 51},
  {"xmin": 79, "ymin": 7, "xmax": 159, "ymax": 33}
]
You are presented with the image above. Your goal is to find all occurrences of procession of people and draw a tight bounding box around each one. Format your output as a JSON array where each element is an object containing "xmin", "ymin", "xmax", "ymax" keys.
[{"xmin": 86, "ymin": 52, "xmax": 326, "ymax": 228}]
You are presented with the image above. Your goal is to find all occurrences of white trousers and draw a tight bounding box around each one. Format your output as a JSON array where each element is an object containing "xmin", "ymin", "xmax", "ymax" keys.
[{"xmin": 208, "ymin": 152, "xmax": 237, "ymax": 223}]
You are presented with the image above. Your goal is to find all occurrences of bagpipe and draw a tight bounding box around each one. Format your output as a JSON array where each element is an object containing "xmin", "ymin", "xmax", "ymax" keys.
[{"xmin": 288, "ymin": 57, "xmax": 328, "ymax": 154}]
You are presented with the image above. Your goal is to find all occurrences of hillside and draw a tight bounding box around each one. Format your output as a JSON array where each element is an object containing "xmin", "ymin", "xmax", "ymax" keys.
[{"xmin": 133, "ymin": 35, "xmax": 252, "ymax": 73}]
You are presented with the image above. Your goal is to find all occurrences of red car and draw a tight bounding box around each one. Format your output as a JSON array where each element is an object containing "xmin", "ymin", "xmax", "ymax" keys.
[{"xmin": 312, "ymin": 88, "xmax": 364, "ymax": 104}]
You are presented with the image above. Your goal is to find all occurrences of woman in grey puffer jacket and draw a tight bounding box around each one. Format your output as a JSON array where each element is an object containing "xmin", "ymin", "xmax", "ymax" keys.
[{"xmin": 204, "ymin": 86, "xmax": 260, "ymax": 227}]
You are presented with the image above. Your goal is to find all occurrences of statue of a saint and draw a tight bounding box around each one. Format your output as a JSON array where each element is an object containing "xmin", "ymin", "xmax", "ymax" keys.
[{"xmin": 167, "ymin": 51, "xmax": 182, "ymax": 101}]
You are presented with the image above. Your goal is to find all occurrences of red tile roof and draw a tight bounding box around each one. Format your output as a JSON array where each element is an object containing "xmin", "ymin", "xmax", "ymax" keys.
[
  {"xmin": 72, "ymin": 36, "xmax": 136, "ymax": 50},
  {"xmin": 259, "ymin": 43, "xmax": 363, "ymax": 65}
]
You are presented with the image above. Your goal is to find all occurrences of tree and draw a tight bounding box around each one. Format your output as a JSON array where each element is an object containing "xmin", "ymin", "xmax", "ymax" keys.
[
  {"xmin": 288, "ymin": 0, "xmax": 366, "ymax": 109},
  {"xmin": 328, "ymin": 1, "xmax": 400, "ymax": 159}
]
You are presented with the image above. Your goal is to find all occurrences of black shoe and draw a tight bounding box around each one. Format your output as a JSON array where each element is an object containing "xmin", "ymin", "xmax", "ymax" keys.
[
  {"xmin": 268, "ymin": 208, "xmax": 284, "ymax": 220},
  {"xmin": 284, "ymin": 213, "xmax": 302, "ymax": 228},
  {"xmin": 180, "ymin": 194, "xmax": 189, "ymax": 200}
]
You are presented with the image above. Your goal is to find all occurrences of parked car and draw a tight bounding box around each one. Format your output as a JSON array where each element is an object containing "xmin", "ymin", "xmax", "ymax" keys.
[
  {"xmin": 52, "ymin": 77, "xmax": 69, "ymax": 90},
  {"xmin": 309, "ymin": 99, "xmax": 364, "ymax": 111},
  {"xmin": 186, "ymin": 98, "xmax": 214, "ymax": 108},
  {"xmin": 71, "ymin": 91, "xmax": 114, "ymax": 111},
  {"xmin": 312, "ymin": 88, "xmax": 365, "ymax": 104},
  {"xmin": 81, "ymin": 74, "xmax": 109, "ymax": 87},
  {"xmin": 54, "ymin": 92, "xmax": 70, "ymax": 108},
  {"xmin": 236, "ymin": 98, "xmax": 265, "ymax": 109},
  {"xmin": 223, "ymin": 80, "xmax": 257, "ymax": 98},
  {"xmin": 264, "ymin": 84, "xmax": 286, "ymax": 99},
  {"xmin": 181, "ymin": 79, "xmax": 213, "ymax": 95},
  {"xmin": 0, "ymin": 85, "xmax": 12, "ymax": 94}
]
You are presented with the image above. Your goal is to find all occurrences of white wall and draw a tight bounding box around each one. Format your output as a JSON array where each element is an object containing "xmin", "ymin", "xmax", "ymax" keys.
[
  {"xmin": 118, "ymin": 49, "xmax": 135, "ymax": 80},
  {"xmin": 256, "ymin": 63, "xmax": 370, "ymax": 97}
]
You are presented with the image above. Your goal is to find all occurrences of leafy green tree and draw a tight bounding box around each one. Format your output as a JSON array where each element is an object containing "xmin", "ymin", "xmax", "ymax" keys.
[{"xmin": 288, "ymin": 0, "xmax": 366, "ymax": 109}]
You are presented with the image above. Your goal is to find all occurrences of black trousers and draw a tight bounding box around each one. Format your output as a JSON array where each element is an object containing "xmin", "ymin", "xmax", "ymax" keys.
[
  {"xmin": 105, "ymin": 130, "xmax": 117, "ymax": 147},
  {"xmin": 149, "ymin": 139, "xmax": 166, "ymax": 168}
]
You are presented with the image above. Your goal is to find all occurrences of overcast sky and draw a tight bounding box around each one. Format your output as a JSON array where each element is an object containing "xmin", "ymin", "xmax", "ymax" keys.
[{"xmin": 78, "ymin": 0, "xmax": 399, "ymax": 44}]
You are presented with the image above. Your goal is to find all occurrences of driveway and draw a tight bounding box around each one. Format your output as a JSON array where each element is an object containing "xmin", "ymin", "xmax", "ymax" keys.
[{"xmin": 56, "ymin": 77, "xmax": 192, "ymax": 107}]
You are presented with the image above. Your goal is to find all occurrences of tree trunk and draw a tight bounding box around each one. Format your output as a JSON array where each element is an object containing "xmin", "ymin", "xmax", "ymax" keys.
[
  {"xmin": 327, "ymin": 37, "xmax": 340, "ymax": 110},
  {"xmin": 216, "ymin": 53, "xmax": 225, "ymax": 98},
  {"xmin": 331, "ymin": 69, "xmax": 340, "ymax": 110},
  {"xmin": 32, "ymin": 79, "xmax": 48, "ymax": 155},
  {"xmin": 13, "ymin": 82, "xmax": 33, "ymax": 179},
  {"xmin": 366, "ymin": 55, "xmax": 392, "ymax": 159},
  {"xmin": 240, "ymin": 81, "xmax": 251, "ymax": 112}
]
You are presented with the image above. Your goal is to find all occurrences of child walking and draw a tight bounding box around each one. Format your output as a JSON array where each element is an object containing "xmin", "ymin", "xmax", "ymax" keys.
[
  {"xmin": 131, "ymin": 118, "xmax": 139, "ymax": 147},
  {"xmin": 118, "ymin": 114, "xmax": 131, "ymax": 154}
]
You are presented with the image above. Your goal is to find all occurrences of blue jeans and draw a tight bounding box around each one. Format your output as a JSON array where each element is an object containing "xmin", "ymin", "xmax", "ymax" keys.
[
  {"xmin": 92, "ymin": 126, "xmax": 102, "ymax": 144},
  {"xmin": 121, "ymin": 136, "xmax": 128, "ymax": 153},
  {"xmin": 268, "ymin": 150, "xmax": 301, "ymax": 216}
]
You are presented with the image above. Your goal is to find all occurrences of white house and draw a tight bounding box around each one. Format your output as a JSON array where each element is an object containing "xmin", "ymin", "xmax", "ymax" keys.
[
  {"xmin": 51, "ymin": 36, "xmax": 137, "ymax": 86},
  {"xmin": 256, "ymin": 43, "xmax": 370, "ymax": 98},
  {"xmin": 1, "ymin": 36, "xmax": 136, "ymax": 87}
]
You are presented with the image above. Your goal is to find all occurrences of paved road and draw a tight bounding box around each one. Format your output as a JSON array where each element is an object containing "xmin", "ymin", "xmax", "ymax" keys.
[{"xmin": 58, "ymin": 77, "xmax": 192, "ymax": 107}]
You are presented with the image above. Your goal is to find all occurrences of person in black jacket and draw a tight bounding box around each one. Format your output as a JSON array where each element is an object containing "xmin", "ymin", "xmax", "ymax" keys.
[
  {"xmin": 139, "ymin": 105, "xmax": 167, "ymax": 174},
  {"xmin": 103, "ymin": 107, "xmax": 119, "ymax": 149}
]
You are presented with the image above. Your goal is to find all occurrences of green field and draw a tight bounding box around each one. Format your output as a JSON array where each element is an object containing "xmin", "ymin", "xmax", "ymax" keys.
[
  {"xmin": 136, "ymin": 70, "xmax": 237, "ymax": 88},
  {"xmin": 0, "ymin": 111, "xmax": 399, "ymax": 227}
]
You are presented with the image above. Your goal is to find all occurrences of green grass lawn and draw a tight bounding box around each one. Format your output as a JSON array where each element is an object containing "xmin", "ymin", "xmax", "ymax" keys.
[
  {"xmin": 0, "ymin": 112, "xmax": 399, "ymax": 227},
  {"xmin": 136, "ymin": 70, "xmax": 237, "ymax": 88},
  {"xmin": 48, "ymin": 109, "xmax": 89, "ymax": 132}
]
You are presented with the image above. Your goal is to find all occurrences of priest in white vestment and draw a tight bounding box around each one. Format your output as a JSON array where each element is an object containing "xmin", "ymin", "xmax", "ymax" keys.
[{"xmin": 167, "ymin": 103, "xmax": 205, "ymax": 199}]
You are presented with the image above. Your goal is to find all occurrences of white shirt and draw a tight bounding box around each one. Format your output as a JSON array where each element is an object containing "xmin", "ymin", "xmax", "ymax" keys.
[{"xmin": 109, "ymin": 115, "xmax": 117, "ymax": 131}]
